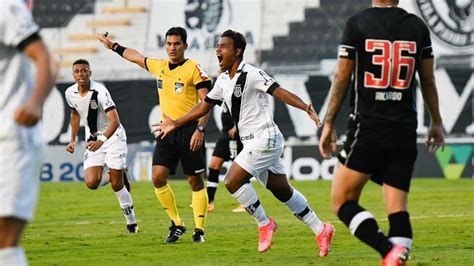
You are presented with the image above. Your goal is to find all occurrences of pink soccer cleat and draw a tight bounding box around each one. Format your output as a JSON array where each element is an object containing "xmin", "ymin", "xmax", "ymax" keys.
[
  {"xmin": 382, "ymin": 245, "xmax": 409, "ymax": 266},
  {"xmin": 258, "ymin": 218, "xmax": 277, "ymax": 253},
  {"xmin": 316, "ymin": 223, "xmax": 335, "ymax": 257}
]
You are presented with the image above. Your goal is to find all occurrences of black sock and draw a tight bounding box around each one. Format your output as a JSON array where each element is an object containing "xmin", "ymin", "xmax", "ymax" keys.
[
  {"xmin": 338, "ymin": 200, "xmax": 393, "ymax": 258},
  {"xmin": 207, "ymin": 168, "xmax": 220, "ymax": 203},
  {"xmin": 388, "ymin": 211, "xmax": 412, "ymax": 248}
]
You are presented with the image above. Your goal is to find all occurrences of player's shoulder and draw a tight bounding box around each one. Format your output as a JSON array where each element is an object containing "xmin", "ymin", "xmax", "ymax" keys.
[
  {"xmin": 90, "ymin": 80, "xmax": 110, "ymax": 93},
  {"xmin": 65, "ymin": 83, "xmax": 78, "ymax": 96}
]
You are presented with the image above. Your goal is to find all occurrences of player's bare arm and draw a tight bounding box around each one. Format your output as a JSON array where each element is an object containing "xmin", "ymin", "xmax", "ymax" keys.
[
  {"xmin": 156, "ymin": 101, "xmax": 215, "ymax": 139},
  {"xmin": 66, "ymin": 109, "xmax": 80, "ymax": 153},
  {"xmin": 319, "ymin": 58, "xmax": 354, "ymax": 159},
  {"xmin": 96, "ymin": 32, "xmax": 146, "ymax": 69},
  {"xmin": 419, "ymin": 58, "xmax": 444, "ymax": 153},
  {"xmin": 14, "ymin": 39, "xmax": 57, "ymax": 127},
  {"xmin": 271, "ymin": 86, "xmax": 322, "ymax": 128},
  {"xmin": 190, "ymin": 88, "xmax": 211, "ymax": 151},
  {"xmin": 87, "ymin": 108, "xmax": 120, "ymax": 152}
]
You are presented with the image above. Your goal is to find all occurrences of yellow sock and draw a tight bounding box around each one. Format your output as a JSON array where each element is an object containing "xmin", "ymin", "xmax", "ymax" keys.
[
  {"xmin": 154, "ymin": 183, "xmax": 183, "ymax": 226},
  {"xmin": 192, "ymin": 188, "xmax": 208, "ymax": 230}
]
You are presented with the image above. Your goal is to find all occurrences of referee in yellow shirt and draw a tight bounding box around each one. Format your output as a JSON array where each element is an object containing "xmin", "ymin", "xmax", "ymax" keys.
[{"xmin": 97, "ymin": 27, "xmax": 211, "ymax": 243}]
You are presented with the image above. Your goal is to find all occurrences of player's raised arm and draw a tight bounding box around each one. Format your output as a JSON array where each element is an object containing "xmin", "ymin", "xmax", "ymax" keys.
[
  {"xmin": 271, "ymin": 86, "xmax": 321, "ymax": 127},
  {"xmin": 97, "ymin": 32, "xmax": 146, "ymax": 69}
]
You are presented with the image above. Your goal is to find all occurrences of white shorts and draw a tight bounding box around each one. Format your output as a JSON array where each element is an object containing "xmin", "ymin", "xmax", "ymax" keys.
[
  {"xmin": 234, "ymin": 133, "xmax": 286, "ymax": 186},
  {"xmin": 0, "ymin": 137, "xmax": 44, "ymax": 221},
  {"xmin": 83, "ymin": 133, "xmax": 127, "ymax": 170}
]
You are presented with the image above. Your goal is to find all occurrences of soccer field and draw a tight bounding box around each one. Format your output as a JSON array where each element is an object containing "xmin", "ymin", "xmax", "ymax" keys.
[{"xmin": 24, "ymin": 179, "xmax": 473, "ymax": 265}]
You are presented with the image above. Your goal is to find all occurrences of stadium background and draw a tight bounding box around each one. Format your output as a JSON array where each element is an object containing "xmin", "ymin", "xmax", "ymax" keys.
[{"xmin": 33, "ymin": 0, "xmax": 472, "ymax": 182}]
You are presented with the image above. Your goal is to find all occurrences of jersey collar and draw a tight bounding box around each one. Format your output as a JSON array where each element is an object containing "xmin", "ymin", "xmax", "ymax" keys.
[{"xmin": 236, "ymin": 60, "xmax": 246, "ymax": 73}]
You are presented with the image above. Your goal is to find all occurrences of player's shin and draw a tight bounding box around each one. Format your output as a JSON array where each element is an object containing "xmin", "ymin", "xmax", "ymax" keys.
[
  {"xmin": 192, "ymin": 188, "xmax": 208, "ymax": 230},
  {"xmin": 285, "ymin": 189, "xmax": 324, "ymax": 235},
  {"xmin": 114, "ymin": 187, "xmax": 136, "ymax": 225},
  {"xmin": 231, "ymin": 183, "xmax": 269, "ymax": 226}
]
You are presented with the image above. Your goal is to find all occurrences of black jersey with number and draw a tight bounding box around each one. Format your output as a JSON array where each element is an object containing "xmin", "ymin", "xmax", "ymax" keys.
[{"xmin": 338, "ymin": 7, "xmax": 433, "ymax": 129}]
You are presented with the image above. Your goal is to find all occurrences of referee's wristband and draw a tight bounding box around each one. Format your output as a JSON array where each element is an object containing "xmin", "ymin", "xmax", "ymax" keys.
[
  {"xmin": 97, "ymin": 135, "xmax": 108, "ymax": 142},
  {"xmin": 111, "ymin": 42, "xmax": 126, "ymax": 57}
]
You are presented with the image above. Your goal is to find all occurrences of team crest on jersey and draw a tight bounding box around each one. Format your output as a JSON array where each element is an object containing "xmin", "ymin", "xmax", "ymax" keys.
[
  {"xmin": 90, "ymin": 99, "xmax": 98, "ymax": 109},
  {"xmin": 415, "ymin": 0, "xmax": 473, "ymax": 48},
  {"xmin": 157, "ymin": 79, "xmax": 163, "ymax": 90},
  {"xmin": 233, "ymin": 84, "xmax": 242, "ymax": 97},
  {"xmin": 174, "ymin": 82, "xmax": 184, "ymax": 94}
]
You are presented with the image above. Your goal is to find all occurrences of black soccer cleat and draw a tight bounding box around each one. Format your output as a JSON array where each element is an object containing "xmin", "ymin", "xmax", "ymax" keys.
[
  {"xmin": 165, "ymin": 221, "xmax": 186, "ymax": 244},
  {"xmin": 192, "ymin": 228, "xmax": 205, "ymax": 243},
  {"xmin": 123, "ymin": 169, "xmax": 131, "ymax": 192},
  {"xmin": 126, "ymin": 223, "xmax": 139, "ymax": 233}
]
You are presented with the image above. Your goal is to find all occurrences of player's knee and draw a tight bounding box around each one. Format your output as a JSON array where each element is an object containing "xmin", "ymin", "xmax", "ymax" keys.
[{"xmin": 84, "ymin": 178, "xmax": 99, "ymax": 190}]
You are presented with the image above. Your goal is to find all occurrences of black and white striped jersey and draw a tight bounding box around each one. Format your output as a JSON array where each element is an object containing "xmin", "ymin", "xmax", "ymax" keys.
[
  {"xmin": 65, "ymin": 80, "xmax": 125, "ymax": 141},
  {"xmin": 205, "ymin": 61, "xmax": 281, "ymax": 142},
  {"xmin": 0, "ymin": 0, "xmax": 40, "ymax": 140}
]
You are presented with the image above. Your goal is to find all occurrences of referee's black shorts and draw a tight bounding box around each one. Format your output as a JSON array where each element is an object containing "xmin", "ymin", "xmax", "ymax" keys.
[
  {"xmin": 152, "ymin": 121, "xmax": 206, "ymax": 176},
  {"xmin": 337, "ymin": 119, "xmax": 418, "ymax": 192}
]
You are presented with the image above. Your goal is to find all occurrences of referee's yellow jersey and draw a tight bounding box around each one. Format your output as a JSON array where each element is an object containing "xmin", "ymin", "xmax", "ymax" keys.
[{"xmin": 145, "ymin": 58, "xmax": 211, "ymax": 120}]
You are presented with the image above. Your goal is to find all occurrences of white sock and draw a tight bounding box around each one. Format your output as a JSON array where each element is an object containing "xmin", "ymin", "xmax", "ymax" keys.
[
  {"xmin": 284, "ymin": 188, "xmax": 324, "ymax": 235},
  {"xmin": 231, "ymin": 183, "xmax": 269, "ymax": 227},
  {"xmin": 0, "ymin": 247, "xmax": 28, "ymax": 266},
  {"xmin": 114, "ymin": 187, "xmax": 136, "ymax": 224},
  {"xmin": 99, "ymin": 168, "xmax": 110, "ymax": 187},
  {"xmin": 389, "ymin": 237, "xmax": 413, "ymax": 250}
]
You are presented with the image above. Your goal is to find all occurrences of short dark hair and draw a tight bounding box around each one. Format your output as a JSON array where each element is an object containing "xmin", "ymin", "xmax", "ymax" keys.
[
  {"xmin": 221, "ymin": 30, "xmax": 246, "ymax": 58},
  {"xmin": 166, "ymin": 27, "xmax": 187, "ymax": 44},
  {"xmin": 73, "ymin": 59, "xmax": 90, "ymax": 66}
]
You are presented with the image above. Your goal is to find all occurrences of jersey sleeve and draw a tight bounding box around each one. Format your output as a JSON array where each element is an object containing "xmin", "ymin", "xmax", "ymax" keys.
[
  {"xmin": 251, "ymin": 68, "xmax": 279, "ymax": 95},
  {"xmin": 338, "ymin": 17, "xmax": 357, "ymax": 60},
  {"xmin": 98, "ymin": 88, "xmax": 116, "ymax": 112},
  {"xmin": 1, "ymin": 0, "xmax": 39, "ymax": 48},
  {"xmin": 65, "ymin": 90, "xmax": 74, "ymax": 109},
  {"xmin": 145, "ymin": 58, "xmax": 164, "ymax": 76},
  {"xmin": 204, "ymin": 78, "xmax": 224, "ymax": 106},
  {"xmin": 193, "ymin": 63, "xmax": 212, "ymax": 90},
  {"xmin": 420, "ymin": 21, "xmax": 434, "ymax": 59}
]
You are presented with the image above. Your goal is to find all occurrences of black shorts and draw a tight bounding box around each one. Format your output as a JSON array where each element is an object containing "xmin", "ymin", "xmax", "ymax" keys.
[
  {"xmin": 152, "ymin": 121, "xmax": 206, "ymax": 176},
  {"xmin": 337, "ymin": 119, "xmax": 418, "ymax": 192},
  {"xmin": 212, "ymin": 135, "xmax": 243, "ymax": 161}
]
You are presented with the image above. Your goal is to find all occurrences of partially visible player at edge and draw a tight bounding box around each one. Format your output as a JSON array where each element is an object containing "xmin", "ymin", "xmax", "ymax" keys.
[
  {"xmin": 157, "ymin": 30, "xmax": 335, "ymax": 256},
  {"xmin": 319, "ymin": 0, "xmax": 444, "ymax": 265},
  {"xmin": 0, "ymin": 0, "xmax": 57, "ymax": 265},
  {"xmin": 97, "ymin": 27, "xmax": 211, "ymax": 243},
  {"xmin": 65, "ymin": 59, "xmax": 138, "ymax": 233}
]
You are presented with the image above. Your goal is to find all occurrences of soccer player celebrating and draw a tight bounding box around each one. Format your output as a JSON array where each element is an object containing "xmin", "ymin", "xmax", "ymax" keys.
[
  {"xmin": 319, "ymin": 0, "xmax": 444, "ymax": 265},
  {"xmin": 0, "ymin": 0, "xmax": 57, "ymax": 264},
  {"xmin": 65, "ymin": 59, "xmax": 138, "ymax": 234},
  {"xmin": 157, "ymin": 30, "xmax": 334, "ymax": 255},
  {"xmin": 97, "ymin": 27, "xmax": 211, "ymax": 243}
]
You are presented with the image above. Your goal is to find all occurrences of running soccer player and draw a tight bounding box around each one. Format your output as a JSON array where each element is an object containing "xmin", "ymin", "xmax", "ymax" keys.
[
  {"xmin": 156, "ymin": 30, "xmax": 335, "ymax": 256},
  {"xmin": 65, "ymin": 59, "xmax": 138, "ymax": 233},
  {"xmin": 319, "ymin": 0, "xmax": 444, "ymax": 265}
]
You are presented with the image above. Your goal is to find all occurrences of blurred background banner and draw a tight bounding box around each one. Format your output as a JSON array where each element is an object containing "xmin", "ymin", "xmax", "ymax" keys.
[{"xmin": 33, "ymin": 0, "xmax": 472, "ymax": 181}]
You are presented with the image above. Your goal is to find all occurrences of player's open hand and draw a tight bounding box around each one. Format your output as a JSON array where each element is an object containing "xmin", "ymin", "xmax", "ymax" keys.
[
  {"xmin": 157, "ymin": 114, "xmax": 177, "ymax": 139},
  {"xmin": 306, "ymin": 104, "xmax": 322, "ymax": 128},
  {"xmin": 319, "ymin": 125, "xmax": 337, "ymax": 159},
  {"xmin": 150, "ymin": 122, "xmax": 162, "ymax": 138},
  {"xmin": 66, "ymin": 141, "xmax": 76, "ymax": 153},
  {"xmin": 227, "ymin": 126, "xmax": 238, "ymax": 139},
  {"xmin": 14, "ymin": 103, "xmax": 42, "ymax": 127},
  {"xmin": 96, "ymin": 32, "xmax": 114, "ymax": 49},
  {"xmin": 426, "ymin": 123, "xmax": 444, "ymax": 153},
  {"xmin": 87, "ymin": 140, "xmax": 103, "ymax": 152}
]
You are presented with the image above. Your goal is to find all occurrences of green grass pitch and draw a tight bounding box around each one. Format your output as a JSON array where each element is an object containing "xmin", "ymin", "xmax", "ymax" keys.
[{"xmin": 24, "ymin": 179, "xmax": 473, "ymax": 265}]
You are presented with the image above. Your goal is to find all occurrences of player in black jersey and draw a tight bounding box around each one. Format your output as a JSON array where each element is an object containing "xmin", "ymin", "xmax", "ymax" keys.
[{"xmin": 319, "ymin": 0, "xmax": 444, "ymax": 265}]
